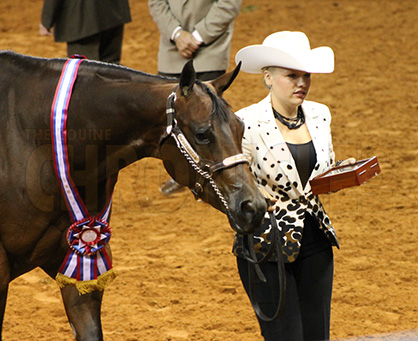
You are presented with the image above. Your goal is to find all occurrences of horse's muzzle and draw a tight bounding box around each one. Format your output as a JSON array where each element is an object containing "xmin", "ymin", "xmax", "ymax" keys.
[{"xmin": 227, "ymin": 195, "xmax": 267, "ymax": 235}]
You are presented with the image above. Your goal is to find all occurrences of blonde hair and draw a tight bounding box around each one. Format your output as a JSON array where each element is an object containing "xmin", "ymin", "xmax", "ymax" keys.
[{"xmin": 261, "ymin": 66, "xmax": 278, "ymax": 89}]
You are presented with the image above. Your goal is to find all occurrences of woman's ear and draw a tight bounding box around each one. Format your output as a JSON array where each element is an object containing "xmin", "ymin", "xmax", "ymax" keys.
[{"xmin": 263, "ymin": 69, "xmax": 272, "ymax": 89}]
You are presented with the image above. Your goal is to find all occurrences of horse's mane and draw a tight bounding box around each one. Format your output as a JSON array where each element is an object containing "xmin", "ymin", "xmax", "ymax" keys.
[
  {"xmin": 0, "ymin": 51, "xmax": 230, "ymax": 121},
  {"xmin": 0, "ymin": 50, "xmax": 174, "ymax": 85},
  {"xmin": 197, "ymin": 81, "xmax": 231, "ymax": 123},
  {"xmin": 83, "ymin": 58, "xmax": 175, "ymax": 85}
]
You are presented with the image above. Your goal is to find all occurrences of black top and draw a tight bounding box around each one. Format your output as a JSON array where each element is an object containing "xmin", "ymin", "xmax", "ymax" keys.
[
  {"xmin": 286, "ymin": 140, "xmax": 331, "ymax": 257},
  {"xmin": 286, "ymin": 140, "xmax": 317, "ymax": 189}
]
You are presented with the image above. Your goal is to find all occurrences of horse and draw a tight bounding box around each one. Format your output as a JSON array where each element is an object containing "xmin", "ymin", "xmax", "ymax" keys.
[{"xmin": 0, "ymin": 51, "xmax": 266, "ymax": 340}]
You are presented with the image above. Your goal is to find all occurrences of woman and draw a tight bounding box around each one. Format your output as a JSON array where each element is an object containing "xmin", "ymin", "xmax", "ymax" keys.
[{"xmin": 233, "ymin": 31, "xmax": 355, "ymax": 340}]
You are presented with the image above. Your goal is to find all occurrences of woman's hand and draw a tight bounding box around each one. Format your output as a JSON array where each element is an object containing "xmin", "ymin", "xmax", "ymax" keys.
[
  {"xmin": 266, "ymin": 198, "xmax": 278, "ymax": 212},
  {"xmin": 325, "ymin": 157, "xmax": 357, "ymax": 194},
  {"xmin": 258, "ymin": 187, "xmax": 278, "ymax": 212},
  {"xmin": 336, "ymin": 157, "xmax": 356, "ymax": 167}
]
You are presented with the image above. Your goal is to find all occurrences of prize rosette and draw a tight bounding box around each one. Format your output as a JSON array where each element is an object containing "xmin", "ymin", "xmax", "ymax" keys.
[
  {"xmin": 67, "ymin": 217, "xmax": 112, "ymax": 255},
  {"xmin": 56, "ymin": 217, "xmax": 115, "ymax": 294}
]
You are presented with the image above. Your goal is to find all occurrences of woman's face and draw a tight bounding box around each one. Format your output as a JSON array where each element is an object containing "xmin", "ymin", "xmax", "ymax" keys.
[{"xmin": 264, "ymin": 67, "xmax": 311, "ymax": 111}]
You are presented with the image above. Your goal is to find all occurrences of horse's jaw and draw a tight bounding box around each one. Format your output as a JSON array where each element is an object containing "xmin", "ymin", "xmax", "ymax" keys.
[{"xmin": 196, "ymin": 186, "xmax": 267, "ymax": 235}]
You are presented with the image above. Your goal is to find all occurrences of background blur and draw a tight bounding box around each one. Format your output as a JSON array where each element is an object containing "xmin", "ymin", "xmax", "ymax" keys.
[{"xmin": 0, "ymin": 0, "xmax": 417, "ymax": 340}]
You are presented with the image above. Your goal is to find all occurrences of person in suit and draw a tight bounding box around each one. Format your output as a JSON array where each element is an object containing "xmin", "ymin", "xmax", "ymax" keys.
[
  {"xmin": 148, "ymin": 0, "xmax": 242, "ymax": 195},
  {"xmin": 233, "ymin": 31, "xmax": 355, "ymax": 340},
  {"xmin": 40, "ymin": 0, "xmax": 131, "ymax": 64}
]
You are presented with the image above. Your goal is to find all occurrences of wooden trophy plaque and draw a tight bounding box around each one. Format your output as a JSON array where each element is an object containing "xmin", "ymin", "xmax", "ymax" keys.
[{"xmin": 310, "ymin": 156, "xmax": 381, "ymax": 195}]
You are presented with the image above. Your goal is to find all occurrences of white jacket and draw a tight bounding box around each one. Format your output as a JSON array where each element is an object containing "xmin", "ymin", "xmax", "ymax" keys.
[{"xmin": 233, "ymin": 95, "xmax": 339, "ymax": 262}]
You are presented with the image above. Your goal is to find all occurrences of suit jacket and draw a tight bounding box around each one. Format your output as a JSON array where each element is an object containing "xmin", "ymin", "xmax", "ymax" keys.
[
  {"xmin": 233, "ymin": 95, "xmax": 339, "ymax": 263},
  {"xmin": 148, "ymin": 0, "xmax": 241, "ymax": 73},
  {"xmin": 42, "ymin": 0, "xmax": 131, "ymax": 43}
]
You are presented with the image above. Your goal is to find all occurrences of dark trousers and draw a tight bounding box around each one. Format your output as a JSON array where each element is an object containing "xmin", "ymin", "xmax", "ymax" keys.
[
  {"xmin": 237, "ymin": 246, "xmax": 334, "ymax": 341},
  {"xmin": 67, "ymin": 25, "xmax": 124, "ymax": 64}
]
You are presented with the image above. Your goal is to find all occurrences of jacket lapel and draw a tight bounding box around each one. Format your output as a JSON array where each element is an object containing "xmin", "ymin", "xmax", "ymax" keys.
[
  {"xmin": 256, "ymin": 96, "xmax": 304, "ymax": 197},
  {"xmin": 303, "ymin": 102, "xmax": 332, "ymax": 192},
  {"xmin": 255, "ymin": 97, "xmax": 333, "ymax": 196}
]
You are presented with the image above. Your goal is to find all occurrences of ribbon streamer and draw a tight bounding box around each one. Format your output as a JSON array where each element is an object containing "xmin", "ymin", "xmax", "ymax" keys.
[{"xmin": 51, "ymin": 58, "xmax": 115, "ymax": 294}]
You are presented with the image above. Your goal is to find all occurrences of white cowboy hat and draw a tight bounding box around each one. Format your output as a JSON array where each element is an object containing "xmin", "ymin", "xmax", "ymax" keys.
[{"xmin": 235, "ymin": 31, "xmax": 334, "ymax": 74}]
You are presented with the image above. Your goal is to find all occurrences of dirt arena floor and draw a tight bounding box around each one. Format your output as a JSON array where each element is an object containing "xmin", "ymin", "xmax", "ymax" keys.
[{"xmin": 1, "ymin": 0, "xmax": 417, "ymax": 340}]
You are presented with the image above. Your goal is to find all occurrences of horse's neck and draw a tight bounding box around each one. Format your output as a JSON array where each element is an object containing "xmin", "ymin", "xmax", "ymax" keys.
[{"xmin": 69, "ymin": 67, "xmax": 175, "ymax": 181}]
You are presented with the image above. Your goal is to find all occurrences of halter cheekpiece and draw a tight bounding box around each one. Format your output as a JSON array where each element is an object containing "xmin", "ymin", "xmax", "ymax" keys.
[{"xmin": 160, "ymin": 90, "xmax": 249, "ymax": 213}]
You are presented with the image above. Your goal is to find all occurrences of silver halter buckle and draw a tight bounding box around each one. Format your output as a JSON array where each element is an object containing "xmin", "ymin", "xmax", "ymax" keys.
[{"xmin": 162, "ymin": 90, "xmax": 249, "ymax": 209}]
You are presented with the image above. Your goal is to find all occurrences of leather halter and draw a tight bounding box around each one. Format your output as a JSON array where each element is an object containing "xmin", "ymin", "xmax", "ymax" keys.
[
  {"xmin": 160, "ymin": 89, "xmax": 286, "ymax": 321},
  {"xmin": 159, "ymin": 90, "xmax": 249, "ymax": 211}
]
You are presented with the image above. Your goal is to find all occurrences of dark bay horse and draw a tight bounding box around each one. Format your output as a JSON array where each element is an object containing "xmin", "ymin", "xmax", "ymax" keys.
[{"xmin": 0, "ymin": 51, "xmax": 266, "ymax": 340}]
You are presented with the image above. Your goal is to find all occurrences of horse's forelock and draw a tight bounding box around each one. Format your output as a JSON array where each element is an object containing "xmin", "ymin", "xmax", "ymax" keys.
[{"xmin": 197, "ymin": 81, "xmax": 231, "ymax": 123}]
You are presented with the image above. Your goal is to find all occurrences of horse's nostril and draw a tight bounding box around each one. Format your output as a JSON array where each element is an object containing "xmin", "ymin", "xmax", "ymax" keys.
[
  {"xmin": 240, "ymin": 200, "xmax": 257, "ymax": 219},
  {"xmin": 237, "ymin": 198, "xmax": 266, "ymax": 233}
]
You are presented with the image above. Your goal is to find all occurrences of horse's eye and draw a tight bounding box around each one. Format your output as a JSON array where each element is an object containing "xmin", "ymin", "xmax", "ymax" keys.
[{"xmin": 194, "ymin": 131, "xmax": 211, "ymax": 145}]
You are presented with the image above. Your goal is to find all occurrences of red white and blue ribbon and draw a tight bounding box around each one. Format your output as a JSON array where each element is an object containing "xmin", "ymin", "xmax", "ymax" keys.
[{"xmin": 51, "ymin": 58, "xmax": 115, "ymax": 292}]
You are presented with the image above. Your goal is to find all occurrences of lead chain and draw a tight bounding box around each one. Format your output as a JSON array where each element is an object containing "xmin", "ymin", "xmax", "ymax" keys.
[{"xmin": 177, "ymin": 141, "xmax": 230, "ymax": 211}]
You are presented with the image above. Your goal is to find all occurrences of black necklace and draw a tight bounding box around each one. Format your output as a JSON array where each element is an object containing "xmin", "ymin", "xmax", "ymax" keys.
[{"xmin": 273, "ymin": 106, "xmax": 305, "ymax": 130}]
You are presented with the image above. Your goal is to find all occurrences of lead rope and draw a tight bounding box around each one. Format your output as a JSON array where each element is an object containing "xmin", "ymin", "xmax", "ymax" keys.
[{"xmin": 244, "ymin": 209, "xmax": 286, "ymax": 322}]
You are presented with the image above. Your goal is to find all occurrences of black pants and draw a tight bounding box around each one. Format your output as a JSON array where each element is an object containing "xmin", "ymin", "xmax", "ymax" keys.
[
  {"xmin": 67, "ymin": 25, "xmax": 125, "ymax": 64},
  {"xmin": 237, "ymin": 246, "xmax": 334, "ymax": 341}
]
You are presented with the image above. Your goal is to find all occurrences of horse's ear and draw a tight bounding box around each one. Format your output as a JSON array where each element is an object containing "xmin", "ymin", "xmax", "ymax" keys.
[
  {"xmin": 210, "ymin": 62, "xmax": 241, "ymax": 96},
  {"xmin": 179, "ymin": 60, "xmax": 196, "ymax": 97}
]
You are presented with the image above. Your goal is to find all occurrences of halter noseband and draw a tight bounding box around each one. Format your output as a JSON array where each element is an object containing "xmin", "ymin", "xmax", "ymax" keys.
[
  {"xmin": 161, "ymin": 91, "xmax": 285, "ymax": 321},
  {"xmin": 160, "ymin": 90, "xmax": 249, "ymax": 210}
]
